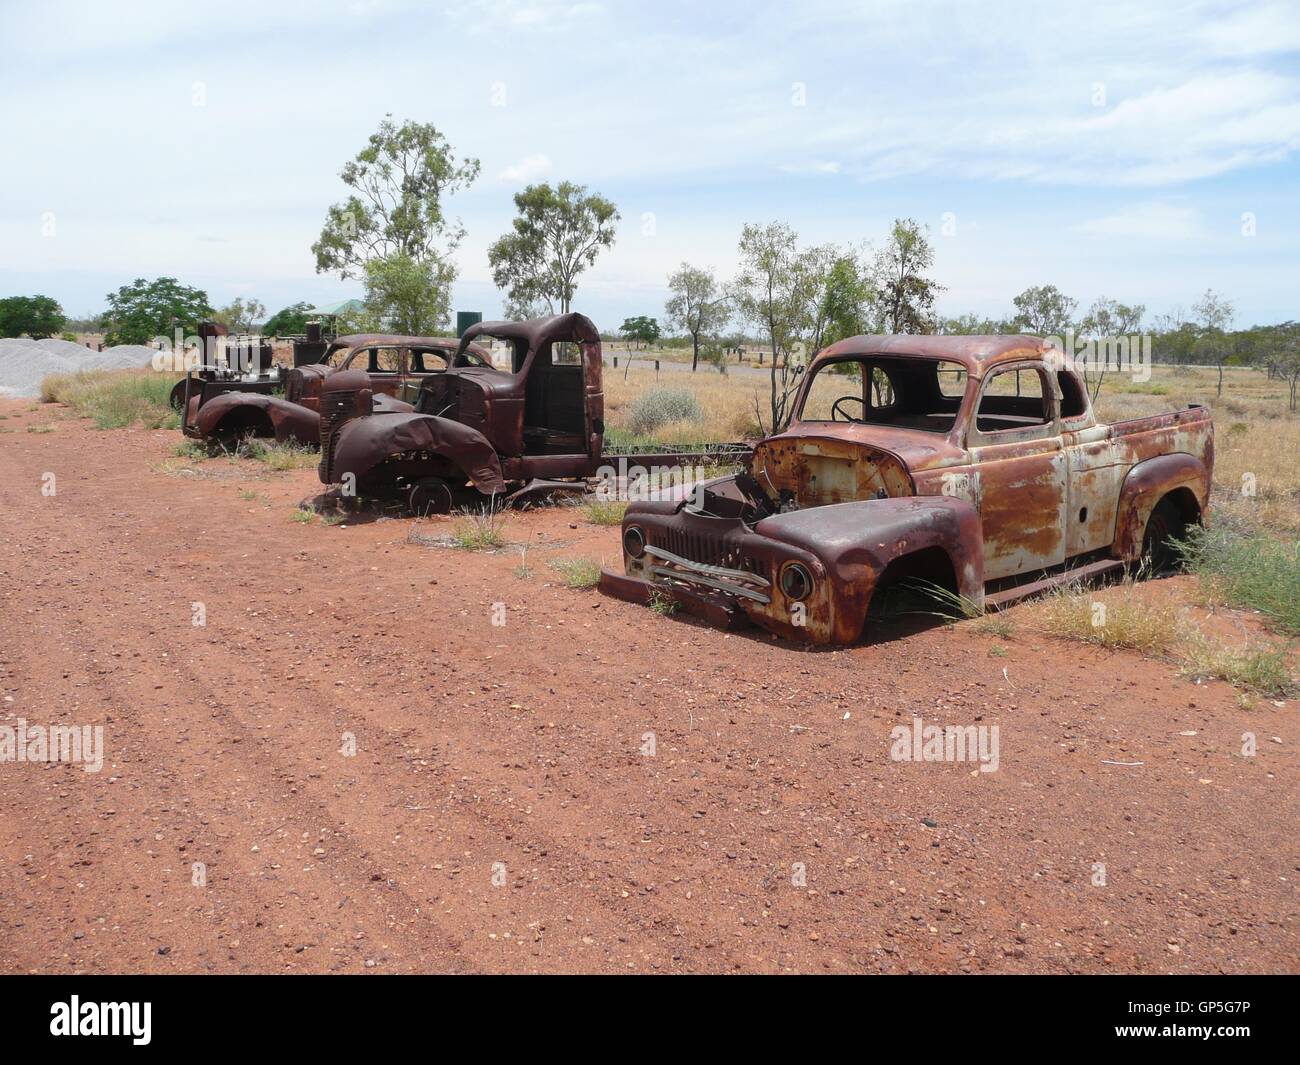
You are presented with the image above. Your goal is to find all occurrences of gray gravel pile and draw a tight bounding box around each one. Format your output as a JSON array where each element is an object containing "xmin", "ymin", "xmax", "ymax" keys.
[{"xmin": 0, "ymin": 338, "xmax": 159, "ymax": 398}]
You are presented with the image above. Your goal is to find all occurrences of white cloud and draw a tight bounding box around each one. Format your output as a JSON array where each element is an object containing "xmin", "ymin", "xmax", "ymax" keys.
[
  {"xmin": 1196, "ymin": 1, "xmax": 1300, "ymax": 57},
  {"xmin": 1073, "ymin": 202, "xmax": 1205, "ymax": 239},
  {"xmin": 778, "ymin": 161, "xmax": 841, "ymax": 175},
  {"xmin": 497, "ymin": 153, "xmax": 552, "ymax": 182}
]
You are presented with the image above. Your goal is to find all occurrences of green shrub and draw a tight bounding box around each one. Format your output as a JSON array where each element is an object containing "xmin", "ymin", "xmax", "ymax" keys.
[
  {"xmin": 1180, "ymin": 526, "xmax": 1300, "ymax": 635},
  {"xmin": 626, "ymin": 388, "xmax": 702, "ymax": 435}
]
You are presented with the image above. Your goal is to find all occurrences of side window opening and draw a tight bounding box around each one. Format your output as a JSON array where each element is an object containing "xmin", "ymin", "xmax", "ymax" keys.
[
  {"xmin": 975, "ymin": 367, "xmax": 1053, "ymax": 434},
  {"xmin": 1057, "ymin": 371, "xmax": 1087, "ymax": 418},
  {"xmin": 366, "ymin": 347, "xmax": 402, "ymax": 373},
  {"xmin": 798, "ymin": 357, "xmax": 965, "ymax": 433},
  {"xmin": 553, "ymin": 340, "xmax": 583, "ymax": 366},
  {"xmin": 409, "ymin": 349, "xmax": 452, "ymax": 374}
]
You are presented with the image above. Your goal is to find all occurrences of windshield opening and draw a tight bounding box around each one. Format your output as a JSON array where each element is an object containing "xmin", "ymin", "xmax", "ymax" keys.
[{"xmin": 797, "ymin": 356, "xmax": 968, "ymax": 434}]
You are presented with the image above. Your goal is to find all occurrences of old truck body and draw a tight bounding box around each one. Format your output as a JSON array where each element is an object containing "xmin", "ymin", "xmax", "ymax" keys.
[
  {"xmin": 316, "ymin": 313, "xmax": 749, "ymax": 513},
  {"xmin": 182, "ymin": 334, "xmax": 487, "ymax": 447},
  {"xmin": 601, "ymin": 335, "xmax": 1214, "ymax": 644}
]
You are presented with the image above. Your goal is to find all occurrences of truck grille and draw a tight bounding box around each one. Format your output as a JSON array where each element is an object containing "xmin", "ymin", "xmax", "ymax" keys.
[
  {"xmin": 319, "ymin": 390, "xmax": 359, "ymax": 482},
  {"xmin": 648, "ymin": 526, "xmax": 767, "ymax": 578}
]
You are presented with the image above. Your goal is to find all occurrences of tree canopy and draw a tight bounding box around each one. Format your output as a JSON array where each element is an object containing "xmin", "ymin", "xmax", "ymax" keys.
[
  {"xmin": 262, "ymin": 302, "xmax": 317, "ymax": 336},
  {"xmin": 620, "ymin": 315, "xmax": 660, "ymax": 349},
  {"xmin": 0, "ymin": 294, "xmax": 65, "ymax": 339},
  {"xmin": 664, "ymin": 264, "xmax": 730, "ymax": 370},
  {"xmin": 100, "ymin": 278, "xmax": 213, "ymax": 346},
  {"xmin": 215, "ymin": 296, "xmax": 266, "ymax": 333},
  {"xmin": 361, "ymin": 253, "xmax": 454, "ymax": 336},
  {"xmin": 312, "ymin": 117, "xmax": 479, "ymax": 280},
  {"xmin": 487, "ymin": 181, "xmax": 619, "ymax": 315}
]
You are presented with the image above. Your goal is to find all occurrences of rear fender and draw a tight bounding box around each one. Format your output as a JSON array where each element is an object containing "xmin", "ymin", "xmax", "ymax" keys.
[
  {"xmin": 331, "ymin": 412, "xmax": 507, "ymax": 495},
  {"xmin": 1112, "ymin": 453, "xmax": 1209, "ymax": 560},
  {"xmin": 194, "ymin": 392, "xmax": 320, "ymax": 447},
  {"xmin": 195, "ymin": 392, "xmax": 322, "ymax": 444}
]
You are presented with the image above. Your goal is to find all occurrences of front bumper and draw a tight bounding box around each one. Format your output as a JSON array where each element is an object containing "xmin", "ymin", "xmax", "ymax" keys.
[{"xmin": 598, "ymin": 568, "xmax": 752, "ymax": 630}]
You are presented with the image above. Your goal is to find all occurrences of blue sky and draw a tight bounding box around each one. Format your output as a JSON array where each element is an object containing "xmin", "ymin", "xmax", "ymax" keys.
[{"xmin": 1, "ymin": 0, "xmax": 1298, "ymax": 329}]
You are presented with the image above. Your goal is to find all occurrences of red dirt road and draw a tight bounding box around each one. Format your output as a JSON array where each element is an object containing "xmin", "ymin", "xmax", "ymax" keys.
[{"xmin": 0, "ymin": 399, "xmax": 1295, "ymax": 973}]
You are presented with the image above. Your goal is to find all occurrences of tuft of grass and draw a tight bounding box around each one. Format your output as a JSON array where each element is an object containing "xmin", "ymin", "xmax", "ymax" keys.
[
  {"xmin": 1179, "ymin": 638, "xmax": 1294, "ymax": 697},
  {"xmin": 973, "ymin": 614, "xmax": 1014, "ymax": 639},
  {"xmin": 1178, "ymin": 525, "xmax": 1300, "ymax": 635},
  {"xmin": 291, "ymin": 508, "xmax": 315, "ymax": 524},
  {"xmin": 648, "ymin": 588, "xmax": 681, "ymax": 615},
  {"xmin": 582, "ymin": 499, "xmax": 628, "ymax": 526},
  {"xmin": 42, "ymin": 369, "xmax": 180, "ymax": 429},
  {"xmin": 1039, "ymin": 582, "xmax": 1182, "ymax": 656},
  {"xmin": 26, "ymin": 423, "xmax": 55, "ymax": 434},
  {"xmin": 548, "ymin": 557, "xmax": 601, "ymax": 589},
  {"xmin": 1036, "ymin": 579, "xmax": 1296, "ymax": 696},
  {"xmin": 261, "ymin": 441, "xmax": 317, "ymax": 471},
  {"xmin": 513, "ymin": 548, "xmax": 534, "ymax": 579},
  {"xmin": 174, "ymin": 440, "xmax": 206, "ymax": 460},
  {"xmin": 910, "ymin": 580, "xmax": 986, "ymax": 621},
  {"xmin": 320, "ymin": 510, "xmax": 349, "ymax": 526},
  {"xmin": 450, "ymin": 505, "xmax": 509, "ymax": 550}
]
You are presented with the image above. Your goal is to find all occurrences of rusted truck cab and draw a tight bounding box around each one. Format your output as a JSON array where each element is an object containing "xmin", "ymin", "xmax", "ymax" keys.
[
  {"xmin": 317, "ymin": 313, "xmax": 604, "ymax": 512},
  {"xmin": 602, "ymin": 335, "xmax": 1214, "ymax": 645}
]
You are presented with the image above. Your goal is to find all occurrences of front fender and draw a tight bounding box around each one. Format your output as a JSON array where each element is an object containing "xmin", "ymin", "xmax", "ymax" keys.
[
  {"xmin": 750, "ymin": 496, "xmax": 985, "ymax": 641},
  {"xmin": 331, "ymin": 412, "xmax": 507, "ymax": 495},
  {"xmin": 194, "ymin": 392, "xmax": 320, "ymax": 447},
  {"xmin": 1112, "ymin": 452, "xmax": 1210, "ymax": 559}
]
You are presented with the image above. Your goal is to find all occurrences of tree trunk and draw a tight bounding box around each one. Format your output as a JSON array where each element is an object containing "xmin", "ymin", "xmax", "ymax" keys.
[
  {"xmin": 1217, "ymin": 361, "xmax": 1224, "ymax": 397},
  {"xmin": 691, "ymin": 332, "xmax": 699, "ymax": 372}
]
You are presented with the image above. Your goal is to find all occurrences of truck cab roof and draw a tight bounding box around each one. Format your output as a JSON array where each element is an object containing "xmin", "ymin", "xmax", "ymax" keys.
[{"xmin": 811, "ymin": 334, "xmax": 1056, "ymax": 377}]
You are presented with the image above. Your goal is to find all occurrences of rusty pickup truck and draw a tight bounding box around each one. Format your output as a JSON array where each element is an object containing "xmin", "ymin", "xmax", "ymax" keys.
[
  {"xmin": 183, "ymin": 333, "xmax": 488, "ymax": 448},
  {"xmin": 601, "ymin": 335, "xmax": 1214, "ymax": 644},
  {"xmin": 316, "ymin": 312, "xmax": 750, "ymax": 514}
]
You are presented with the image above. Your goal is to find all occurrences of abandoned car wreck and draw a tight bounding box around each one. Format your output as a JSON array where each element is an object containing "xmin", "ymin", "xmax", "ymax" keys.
[
  {"xmin": 182, "ymin": 333, "xmax": 490, "ymax": 448},
  {"xmin": 315, "ymin": 312, "xmax": 749, "ymax": 514},
  {"xmin": 601, "ymin": 334, "xmax": 1214, "ymax": 645}
]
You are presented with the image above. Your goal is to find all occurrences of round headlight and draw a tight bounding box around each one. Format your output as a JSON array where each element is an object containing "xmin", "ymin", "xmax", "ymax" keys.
[
  {"xmin": 780, "ymin": 561, "xmax": 813, "ymax": 601},
  {"xmin": 623, "ymin": 525, "xmax": 646, "ymax": 559}
]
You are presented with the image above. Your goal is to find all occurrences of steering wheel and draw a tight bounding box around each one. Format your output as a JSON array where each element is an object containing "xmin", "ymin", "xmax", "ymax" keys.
[{"xmin": 831, "ymin": 395, "xmax": 865, "ymax": 422}]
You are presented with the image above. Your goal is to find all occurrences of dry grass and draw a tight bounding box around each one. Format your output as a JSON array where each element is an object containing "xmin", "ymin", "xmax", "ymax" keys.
[
  {"xmin": 1032, "ymin": 579, "xmax": 1294, "ymax": 696},
  {"xmin": 450, "ymin": 506, "xmax": 509, "ymax": 550},
  {"xmin": 1039, "ymin": 582, "xmax": 1183, "ymax": 656},
  {"xmin": 582, "ymin": 499, "xmax": 628, "ymax": 526},
  {"xmin": 237, "ymin": 437, "xmax": 317, "ymax": 471},
  {"xmin": 41, "ymin": 368, "xmax": 181, "ymax": 430},
  {"xmin": 605, "ymin": 366, "xmax": 762, "ymax": 444},
  {"xmin": 548, "ymin": 557, "xmax": 601, "ymax": 588},
  {"xmin": 1179, "ymin": 638, "xmax": 1293, "ymax": 696}
]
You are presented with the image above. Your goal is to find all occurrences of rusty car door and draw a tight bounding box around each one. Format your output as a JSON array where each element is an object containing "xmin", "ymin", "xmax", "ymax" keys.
[
  {"xmin": 965, "ymin": 363, "xmax": 1068, "ymax": 581},
  {"xmin": 1055, "ymin": 369, "xmax": 1126, "ymax": 558}
]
